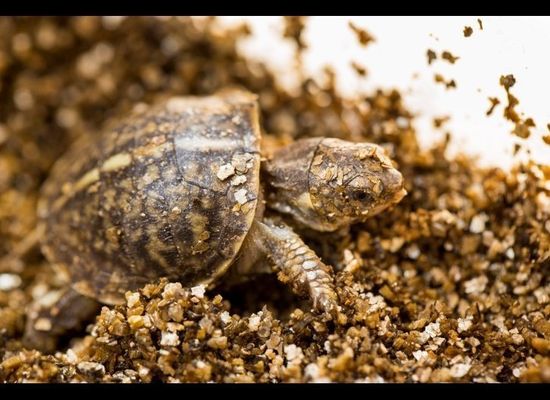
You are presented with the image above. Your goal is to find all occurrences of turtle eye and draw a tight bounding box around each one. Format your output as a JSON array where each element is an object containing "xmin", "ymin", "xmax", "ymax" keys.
[{"xmin": 352, "ymin": 190, "xmax": 371, "ymax": 202}]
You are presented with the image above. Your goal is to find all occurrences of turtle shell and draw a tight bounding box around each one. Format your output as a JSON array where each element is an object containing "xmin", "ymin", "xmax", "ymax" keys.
[{"xmin": 38, "ymin": 90, "xmax": 262, "ymax": 304}]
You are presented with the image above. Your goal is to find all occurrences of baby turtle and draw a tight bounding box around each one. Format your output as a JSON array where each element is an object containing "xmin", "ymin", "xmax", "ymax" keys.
[{"xmin": 23, "ymin": 89, "xmax": 406, "ymax": 351}]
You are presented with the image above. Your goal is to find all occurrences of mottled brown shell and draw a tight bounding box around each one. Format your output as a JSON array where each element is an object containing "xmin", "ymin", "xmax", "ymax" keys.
[{"xmin": 38, "ymin": 90, "xmax": 261, "ymax": 304}]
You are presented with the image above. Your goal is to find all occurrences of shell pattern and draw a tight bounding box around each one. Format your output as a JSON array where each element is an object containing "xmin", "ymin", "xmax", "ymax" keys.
[{"xmin": 38, "ymin": 90, "xmax": 262, "ymax": 304}]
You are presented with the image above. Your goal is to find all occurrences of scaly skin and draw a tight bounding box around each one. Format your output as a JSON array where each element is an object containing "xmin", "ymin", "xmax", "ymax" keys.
[{"xmin": 256, "ymin": 219, "xmax": 345, "ymax": 322}]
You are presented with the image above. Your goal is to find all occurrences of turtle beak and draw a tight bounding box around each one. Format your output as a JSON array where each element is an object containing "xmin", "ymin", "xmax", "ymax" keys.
[
  {"xmin": 392, "ymin": 188, "xmax": 407, "ymax": 204},
  {"xmin": 381, "ymin": 166, "xmax": 406, "ymax": 205}
]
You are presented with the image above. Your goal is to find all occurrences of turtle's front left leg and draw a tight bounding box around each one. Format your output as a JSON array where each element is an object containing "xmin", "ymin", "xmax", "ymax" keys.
[
  {"xmin": 23, "ymin": 287, "xmax": 101, "ymax": 353},
  {"xmin": 255, "ymin": 219, "xmax": 345, "ymax": 323}
]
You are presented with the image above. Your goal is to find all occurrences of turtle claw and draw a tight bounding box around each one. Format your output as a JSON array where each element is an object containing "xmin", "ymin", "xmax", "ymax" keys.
[{"xmin": 313, "ymin": 291, "xmax": 347, "ymax": 325}]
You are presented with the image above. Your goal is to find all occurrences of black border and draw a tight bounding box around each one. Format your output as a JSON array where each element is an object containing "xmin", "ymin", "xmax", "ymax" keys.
[{"xmin": 0, "ymin": 1, "xmax": 549, "ymax": 16}]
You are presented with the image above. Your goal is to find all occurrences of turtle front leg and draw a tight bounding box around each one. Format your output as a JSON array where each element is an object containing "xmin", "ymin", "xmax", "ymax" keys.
[
  {"xmin": 23, "ymin": 287, "xmax": 101, "ymax": 353},
  {"xmin": 255, "ymin": 219, "xmax": 344, "ymax": 323}
]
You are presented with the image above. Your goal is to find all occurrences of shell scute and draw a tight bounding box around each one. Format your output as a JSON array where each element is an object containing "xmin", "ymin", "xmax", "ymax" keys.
[{"xmin": 40, "ymin": 90, "xmax": 261, "ymax": 304}]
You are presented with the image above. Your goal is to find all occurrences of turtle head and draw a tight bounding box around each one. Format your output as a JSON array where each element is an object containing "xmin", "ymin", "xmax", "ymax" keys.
[
  {"xmin": 306, "ymin": 138, "xmax": 406, "ymax": 230},
  {"xmin": 264, "ymin": 138, "xmax": 406, "ymax": 232}
]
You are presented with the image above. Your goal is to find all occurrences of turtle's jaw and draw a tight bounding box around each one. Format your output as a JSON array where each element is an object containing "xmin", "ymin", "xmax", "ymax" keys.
[{"xmin": 357, "ymin": 187, "xmax": 407, "ymax": 220}]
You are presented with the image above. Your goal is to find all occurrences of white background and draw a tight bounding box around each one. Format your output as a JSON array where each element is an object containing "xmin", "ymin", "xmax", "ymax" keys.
[{"xmin": 217, "ymin": 16, "xmax": 550, "ymax": 169}]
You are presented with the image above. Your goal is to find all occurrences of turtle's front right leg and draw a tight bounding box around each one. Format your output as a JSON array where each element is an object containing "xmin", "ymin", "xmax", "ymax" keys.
[
  {"xmin": 23, "ymin": 287, "xmax": 101, "ymax": 353},
  {"xmin": 255, "ymin": 219, "xmax": 345, "ymax": 323}
]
